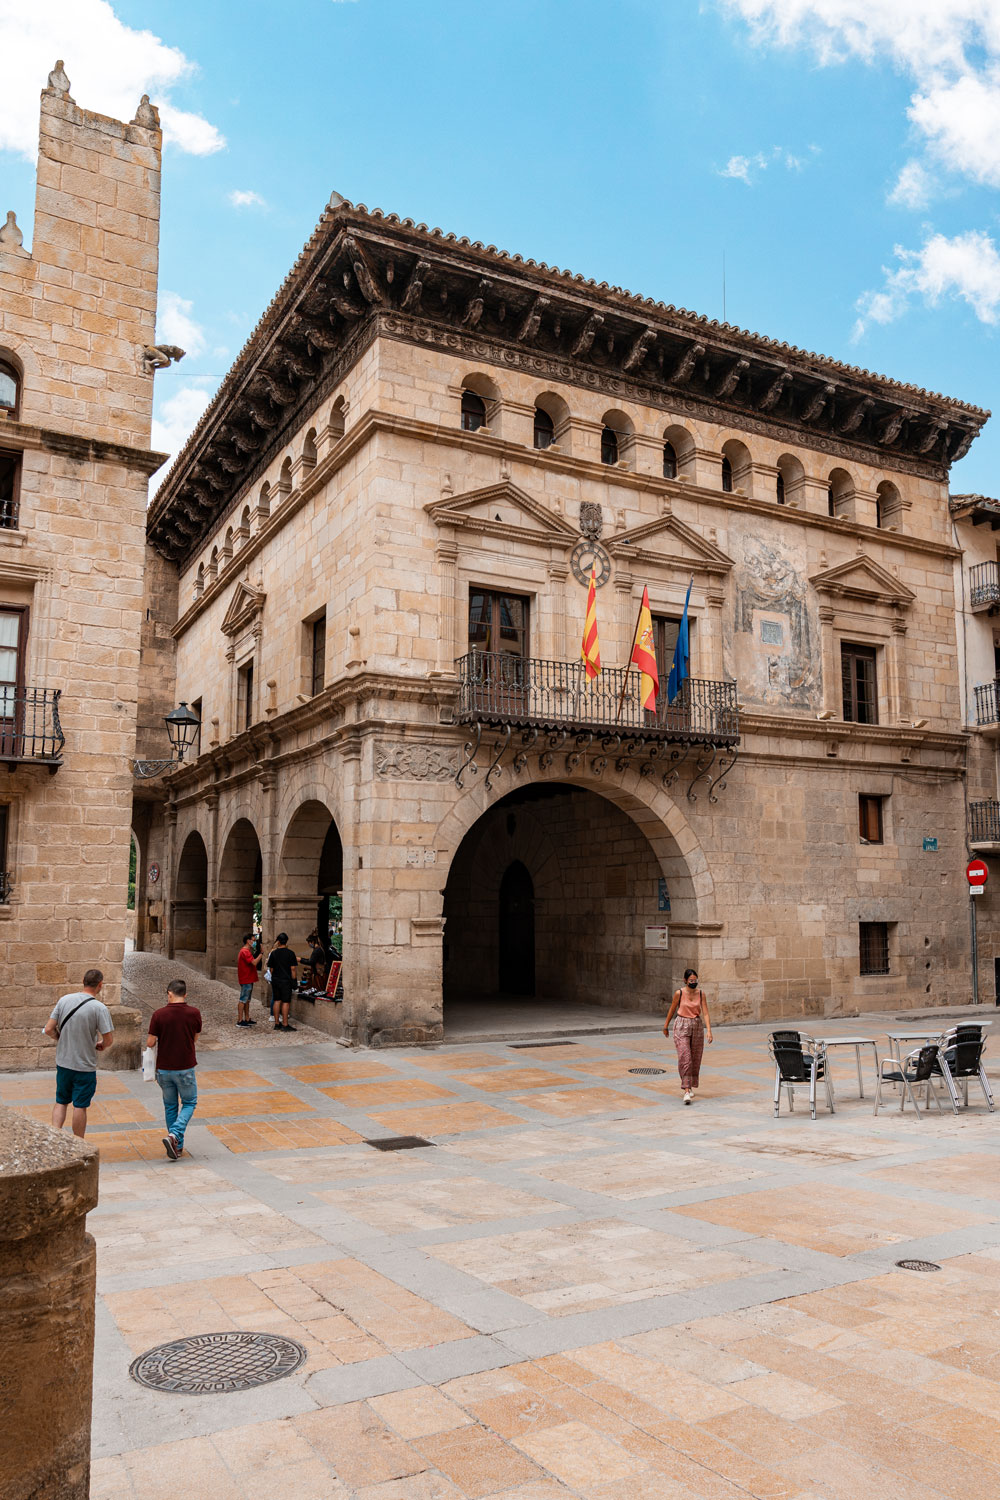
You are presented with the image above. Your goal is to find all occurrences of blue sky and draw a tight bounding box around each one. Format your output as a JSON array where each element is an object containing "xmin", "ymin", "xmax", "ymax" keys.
[{"xmin": 2, "ymin": 1, "xmax": 1000, "ymax": 494}]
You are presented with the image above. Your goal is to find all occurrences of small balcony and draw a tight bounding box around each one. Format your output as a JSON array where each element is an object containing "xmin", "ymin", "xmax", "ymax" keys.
[
  {"xmin": 456, "ymin": 652, "xmax": 739, "ymax": 746},
  {"xmin": 0, "ymin": 688, "xmax": 65, "ymax": 771},
  {"xmin": 970, "ymin": 800, "xmax": 1000, "ymax": 852},
  {"xmin": 970, "ymin": 561, "xmax": 1000, "ymax": 612}
]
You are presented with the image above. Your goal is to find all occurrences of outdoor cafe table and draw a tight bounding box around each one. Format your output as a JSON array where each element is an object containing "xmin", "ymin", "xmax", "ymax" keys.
[
  {"xmin": 816, "ymin": 1036, "xmax": 880, "ymax": 1098},
  {"xmin": 886, "ymin": 1021, "xmax": 993, "ymax": 1065}
]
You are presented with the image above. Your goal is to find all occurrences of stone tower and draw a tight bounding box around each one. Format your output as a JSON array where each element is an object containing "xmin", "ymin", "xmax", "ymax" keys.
[{"xmin": 0, "ymin": 64, "xmax": 166, "ymax": 1067}]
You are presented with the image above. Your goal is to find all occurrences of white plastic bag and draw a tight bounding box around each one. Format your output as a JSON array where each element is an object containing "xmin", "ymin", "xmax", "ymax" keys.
[{"xmin": 141, "ymin": 1043, "xmax": 157, "ymax": 1082}]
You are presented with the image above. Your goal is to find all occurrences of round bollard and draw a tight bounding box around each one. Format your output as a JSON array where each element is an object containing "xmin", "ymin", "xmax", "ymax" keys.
[
  {"xmin": 97, "ymin": 1004, "xmax": 143, "ymax": 1072},
  {"xmin": 0, "ymin": 1105, "xmax": 99, "ymax": 1500}
]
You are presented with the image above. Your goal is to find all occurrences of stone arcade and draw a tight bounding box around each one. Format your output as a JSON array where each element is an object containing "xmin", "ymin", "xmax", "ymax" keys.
[{"xmin": 130, "ymin": 200, "xmax": 984, "ymax": 1046}]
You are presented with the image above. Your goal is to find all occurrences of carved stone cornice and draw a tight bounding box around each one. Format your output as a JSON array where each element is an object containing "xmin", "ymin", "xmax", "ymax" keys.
[
  {"xmin": 0, "ymin": 416, "xmax": 167, "ymax": 475},
  {"xmin": 146, "ymin": 202, "xmax": 989, "ymax": 563}
]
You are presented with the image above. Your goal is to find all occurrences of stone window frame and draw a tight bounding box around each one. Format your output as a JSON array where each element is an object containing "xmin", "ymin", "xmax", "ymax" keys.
[
  {"xmin": 810, "ymin": 558, "xmax": 914, "ymax": 725},
  {"xmin": 859, "ymin": 919, "xmax": 893, "ymax": 976},
  {"xmin": 0, "ymin": 352, "xmax": 22, "ymax": 420}
]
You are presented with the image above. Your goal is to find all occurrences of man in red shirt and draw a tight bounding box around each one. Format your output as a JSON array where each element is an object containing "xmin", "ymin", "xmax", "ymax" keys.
[
  {"xmin": 236, "ymin": 933, "xmax": 261, "ymax": 1027},
  {"xmin": 147, "ymin": 978, "xmax": 202, "ymax": 1160}
]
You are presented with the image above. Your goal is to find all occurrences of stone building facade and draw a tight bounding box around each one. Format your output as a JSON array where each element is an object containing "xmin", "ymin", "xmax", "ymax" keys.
[
  {"xmin": 0, "ymin": 68, "xmax": 165, "ymax": 1069},
  {"xmin": 136, "ymin": 200, "xmax": 987, "ymax": 1044}
]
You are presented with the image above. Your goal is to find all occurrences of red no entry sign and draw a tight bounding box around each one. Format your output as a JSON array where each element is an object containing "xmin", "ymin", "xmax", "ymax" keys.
[{"xmin": 967, "ymin": 859, "xmax": 989, "ymax": 887}]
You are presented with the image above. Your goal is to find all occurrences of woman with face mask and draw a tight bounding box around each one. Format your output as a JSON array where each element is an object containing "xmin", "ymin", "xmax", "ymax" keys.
[{"xmin": 663, "ymin": 967, "xmax": 713, "ymax": 1103}]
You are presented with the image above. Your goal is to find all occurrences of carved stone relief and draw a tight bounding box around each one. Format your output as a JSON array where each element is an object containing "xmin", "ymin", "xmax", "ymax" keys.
[{"xmin": 375, "ymin": 742, "xmax": 460, "ymax": 781}]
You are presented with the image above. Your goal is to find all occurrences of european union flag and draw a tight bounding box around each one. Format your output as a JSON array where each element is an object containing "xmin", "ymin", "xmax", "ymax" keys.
[{"xmin": 667, "ymin": 577, "xmax": 693, "ymax": 704}]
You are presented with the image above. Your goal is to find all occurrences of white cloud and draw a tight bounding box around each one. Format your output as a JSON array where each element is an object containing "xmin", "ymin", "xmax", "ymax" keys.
[
  {"xmin": 854, "ymin": 229, "xmax": 1000, "ymax": 337},
  {"xmin": 228, "ymin": 189, "xmax": 268, "ymax": 209},
  {"xmin": 719, "ymin": 144, "xmax": 810, "ymax": 183},
  {"xmin": 887, "ymin": 158, "xmax": 935, "ymax": 208},
  {"xmin": 0, "ymin": 0, "xmax": 224, "ymax": 159},
  {"xmin": 157, "ymin": 292, "xmax": 206, "ymax": 356},
  {"xmin": 151, "ymin": 383, "xmax": 215, "ymax": 465},
  {"xmin": 721, "ymin": 2, "xmax": 1000, "ymax": 192}
]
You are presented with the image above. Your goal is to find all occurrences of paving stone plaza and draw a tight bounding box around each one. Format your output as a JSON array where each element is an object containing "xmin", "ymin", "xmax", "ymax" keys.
[{"xmin": 6, "ymin": 985, "xmax": 1000, "ymax": 1500}]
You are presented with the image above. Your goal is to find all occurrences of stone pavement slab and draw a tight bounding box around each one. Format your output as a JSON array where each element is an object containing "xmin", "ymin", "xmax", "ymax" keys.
[{"xmin": 3, "ymin": 1006, "xmax": 1000, "ymax": 1498}]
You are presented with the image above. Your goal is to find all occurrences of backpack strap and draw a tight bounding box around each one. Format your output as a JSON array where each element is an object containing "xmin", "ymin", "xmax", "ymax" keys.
[{"xmin": 54, "ymin": 997, "xmax": 94, "ymax": 1039}]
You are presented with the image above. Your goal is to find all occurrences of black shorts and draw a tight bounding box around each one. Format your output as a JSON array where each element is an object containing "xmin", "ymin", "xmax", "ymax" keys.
[{"xmin": 271, "ymin": 982, "xmax": 292, "ymax": 1005}]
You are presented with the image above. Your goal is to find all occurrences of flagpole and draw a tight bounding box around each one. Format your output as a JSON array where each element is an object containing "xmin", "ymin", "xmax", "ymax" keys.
[{"xmin": 615, "ymin": 598, "xmax": 644, "ymax": 725}]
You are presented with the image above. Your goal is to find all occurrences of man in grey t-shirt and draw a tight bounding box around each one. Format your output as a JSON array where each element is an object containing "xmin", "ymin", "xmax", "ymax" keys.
[{"xmin": 43, "ymin": 968, "xmax": 115, "ymax": 1138}]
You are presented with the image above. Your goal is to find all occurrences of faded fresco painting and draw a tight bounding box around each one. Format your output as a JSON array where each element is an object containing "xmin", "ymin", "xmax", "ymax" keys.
[{"xmin": 731, "ymin": 535, "xmax": 820, "ymax": 710}]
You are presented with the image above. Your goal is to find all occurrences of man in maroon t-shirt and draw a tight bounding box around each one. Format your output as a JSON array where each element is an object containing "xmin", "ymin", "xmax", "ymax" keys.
[{"xmin": 147, "ymin": 978, "xmax": 202, "ymax": 1161}]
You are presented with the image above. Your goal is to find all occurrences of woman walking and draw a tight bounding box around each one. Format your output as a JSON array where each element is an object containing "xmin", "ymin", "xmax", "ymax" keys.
[{"xmin": 664, "ymin": 968, "xmax": 713, "ymax": 1103}]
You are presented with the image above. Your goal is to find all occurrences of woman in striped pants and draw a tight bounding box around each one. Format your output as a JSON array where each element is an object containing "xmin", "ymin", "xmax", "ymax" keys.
[{"xmin": 664, "ymin": 968, "xmax": 714, "ymax": 1104}]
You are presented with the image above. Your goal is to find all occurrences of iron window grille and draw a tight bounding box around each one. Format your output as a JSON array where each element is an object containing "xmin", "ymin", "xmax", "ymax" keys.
[
  {"xmin": 974, "ymin": 679, "xmax": 1000, "ymax": 726},
  {"xmin": 0, "ymin": 688, "xmax": 65, "ymax": 767},
  {"xmin": 859, "ymin": 921, "xmax": 890, "ymax": 976},
  {"xmin": 842, "ymin": 643, "xmax": 878, "ymax": 724},
  {"xmin": 970, "ymin": 800, "xmax": 1000, "ymax": 843}
]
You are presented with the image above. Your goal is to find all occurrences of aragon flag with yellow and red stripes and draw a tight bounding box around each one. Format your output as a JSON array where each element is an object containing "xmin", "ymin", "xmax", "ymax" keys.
[
  {"xmin": 631, "ymin": 585, "xmax": 659, "ymax": 711},
  {"xmin": 581, "ymin": 564, "xmax": 601, "ymax": 681}
]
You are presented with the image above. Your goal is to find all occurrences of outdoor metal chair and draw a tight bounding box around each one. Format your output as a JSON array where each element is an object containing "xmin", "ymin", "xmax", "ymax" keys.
[
  {"xmin": 935, "ymin": 1025, "xmax": 994, "ymax": 1113},
  {"xmin": 768, "ymin": 1030, "xmax": 833, "ymax": 1120},
  {"xmin": 874, "ymin": 1043, "xmax": 943, "ymax": 1117}
]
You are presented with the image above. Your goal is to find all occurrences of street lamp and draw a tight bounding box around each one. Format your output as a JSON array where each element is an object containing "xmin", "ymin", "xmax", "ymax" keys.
[{"xmin": 132, "ymin": 701, "xmax": 201, "ymax": 779}]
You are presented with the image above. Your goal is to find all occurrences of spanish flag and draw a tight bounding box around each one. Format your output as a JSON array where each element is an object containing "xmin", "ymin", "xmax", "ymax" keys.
[
  {"xmin": 581, "ymin": 564, "xmax": 601, "ymax": 681},
  {"xmin": 630, "ymin": 586, "xmax": 659, "ymax": 711}
]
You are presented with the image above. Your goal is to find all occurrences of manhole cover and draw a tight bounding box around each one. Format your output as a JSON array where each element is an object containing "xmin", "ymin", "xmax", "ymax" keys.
[
  {"xmin": 129, "ymin": 1332, "xmax": 307, "ymax": 1393},
  {"xmin": 629, "ymin": 1067, "xmax": 666, "ymax": 1076},
  {"xmin": 365, "ymin": 1135, "xmax": 434, "ymax": 1151},
  {"xmin": 895, "ymin": 1259, "xmax": 941, "ymax": 1273}
]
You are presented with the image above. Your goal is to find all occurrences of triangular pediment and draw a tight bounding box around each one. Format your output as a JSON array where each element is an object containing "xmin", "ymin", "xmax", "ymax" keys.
[
  {"xmin": 425, "ymin": 482, "xmax": 577, "ymax": 546},
  {"xmin": 607, "ymin": 511, "xmax": 733, "ymax": 576},
  {"xmin": 809, "ymin": 555, "xmax": 915, "ymax": 606},
  {"xmin": 221, "ymin": 580, "xmax": 266, "ymax": 637}
]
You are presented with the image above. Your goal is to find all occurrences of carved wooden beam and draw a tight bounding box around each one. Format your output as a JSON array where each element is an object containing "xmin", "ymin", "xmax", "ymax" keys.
[
  {"xmin": 622, "ymin": 327, "xmax": 656, "ymax": 373},
  {"xmin": 400, "ymin": 258, "xmax": 430, "ymax": 313},
  {"xmin": 913, "ymin": 419, "xmax": 947, "ymax": 454},
  {"xmin": 281, "ymin": 344, "xmax": 320, "ymax": 381},
  {"xmin": 801, "ymin": 382, "xmax": 836, "ymax": 423},
  {"xmin": 838, "ymin": 395, "xmax": 872, "ymax": 434},
  {"xmin": 949, "ymin": 425, "xmax": 978, "ymax": 463},
  {"xmin": 259, "ymin": 370, "xmax": 298, "ymax": 406},
  {"xmin": 878, "ymin": 410, "xmax": 905, "ymax": 445},
  {"xmin": 757, "ymin": 370, "xmax": 791, "ymax": 411},
  {"xmin": 571, "ymin": 312, "xmax": 603, "ymax": 358},
  {"xmin": 461, "ymin": 279, "xmax": 490, "ymax": 328},
  {"xmin": 669, "ymin": 341, "xmax": 705, "ymax": 386},
  {"xmin": 517, "ymin": 294, "xmax": 550, "ymax": 343},
  {"xmin": 344, "ymin": 235, "xmax": 382, "ymax": 304},
  {"xmin": 716, "ymin": 357, "xmax": 749, "ymax": 398},
  {"xmin": 246, "ymin": 395, "xmax": 280, "ymax": 429},
  {"xmin": 230, "ymin": 424, "xmax": 260, "ymax": 455},
  {"xmin": 302, "ymin": 318, "xmax": 339, "ymax": 353}
]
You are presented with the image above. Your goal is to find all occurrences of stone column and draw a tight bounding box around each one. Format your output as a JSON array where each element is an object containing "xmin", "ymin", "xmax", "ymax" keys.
[{"xmin": 0, "ymin": 1106, "xmax": 99, "ymax": 1500}]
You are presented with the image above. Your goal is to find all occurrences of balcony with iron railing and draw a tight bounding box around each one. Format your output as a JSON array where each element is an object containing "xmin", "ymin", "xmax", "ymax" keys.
[
  {"xmin": 0, "ymin": 688, "xmax": 65, "ymax": 770},
  {"xmin": 970, "ymin": 561, "xmax": 1000, "ymax": 611},
  {"xmin": 455, "ymin": 652, "xmax": 740, "ymax": 746},
  {"xmin": 970, "ymin": 800, "xmax": 1000, "ymax": 849}
]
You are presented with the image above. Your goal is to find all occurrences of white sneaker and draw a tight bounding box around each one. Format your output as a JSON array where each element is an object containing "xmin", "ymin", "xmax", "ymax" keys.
[{"xmin": 683, "ymin": 1090, "xmax": 693, "ymax": 1105}]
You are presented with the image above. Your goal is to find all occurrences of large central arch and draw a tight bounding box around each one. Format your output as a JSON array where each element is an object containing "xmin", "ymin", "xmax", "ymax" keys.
[
  {"xmin": 274, "ymin": 798, "xmax": 343, "ymax": 954},
  {"xmin": 216, "ymin": 818, "xmax": 263, "ymax": 977},
  {"xmin": 442, "ymin": 779, "xmax": 699, "ymax": 1026},
  {"xmin": 173, "ymin": 830, "xmax": 208, "ymax": 964}
]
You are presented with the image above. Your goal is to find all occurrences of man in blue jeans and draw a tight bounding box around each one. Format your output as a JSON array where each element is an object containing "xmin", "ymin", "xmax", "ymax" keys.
[{"xmin": 147, "ymin": 978, "xmax": 202, "ymax": 1160}]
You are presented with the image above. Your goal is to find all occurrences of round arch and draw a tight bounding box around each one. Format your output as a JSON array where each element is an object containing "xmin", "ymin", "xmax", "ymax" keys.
[
  {"xmin": 173, "ymin": 830, "xmax": 208, "ymax": 958},
  {"xmin": 274, "ymin": 797, "xmax": 344, "ymax": 955},
  {"xmin": 216, "ymin": 818, "xmax": 263, "ymax": 974}
]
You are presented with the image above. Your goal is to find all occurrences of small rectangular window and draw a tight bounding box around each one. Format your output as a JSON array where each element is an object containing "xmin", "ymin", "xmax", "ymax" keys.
[
  {"xmin": 311, "ymin": 614, "xmax": 326, "ymax": 696},
  {"xmin": 238, "ymin": 662, "xmax": 254, "ymax": 733},
  {"xmin": 859, "ymin": 794, "xmax": 884, "ymax": 843},
  {"xmin": 841, "ymin": 643, "xmax": 878, "ymax": 724},
  {"xmin": 0, "ymin": 452, "xmax": 20, "ymax": 530},
  {"xmin": 859, "ymin": 921, "xmax": 890, "ymax": 976}
]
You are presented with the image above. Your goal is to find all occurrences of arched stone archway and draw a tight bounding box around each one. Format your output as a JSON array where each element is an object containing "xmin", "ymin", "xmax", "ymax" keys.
[
  {"xmin": 442, "ymin": 779, "xmax": 702, "ymax": 1027},
  {"xmin": 173, "ymin": 831, "xmax": 208, "ymax": 965},
  {"xmin": 216, "ymin": 818, "xmax": 263, "ymax": 979},
  {"xmin": 273, "ymin": 798, "xmax": 343, "ymax": 956}
]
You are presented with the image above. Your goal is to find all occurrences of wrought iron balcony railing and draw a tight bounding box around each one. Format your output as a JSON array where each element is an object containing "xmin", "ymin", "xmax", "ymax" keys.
[
  {"xmin": 975, "ymin": 680, "xmax": 1000, "ymax": 727},
  {"xmin": 970, "ymin": 800, "xmax": 1000, "ymax": 844},
  {"xmin": 0, "ymin": 688, "xmax": 65, "ymax": 769},
  {"xmin": 970, "ymin": 561, "xmax": 1000, "ymax": 611},
  {"xmin": 455, "ymin": 652, "xmax": 739, "ymax": 746}
]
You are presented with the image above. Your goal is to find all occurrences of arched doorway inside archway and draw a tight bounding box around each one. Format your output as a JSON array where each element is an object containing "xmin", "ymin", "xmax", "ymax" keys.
[
  {"xmin": 174, "ymin": 831, "xmax": 208, "ymax": 967},
  {"xmin": 216, "ymin": 819, "xmax": 263, "ymax": 979},
  {"xmin": 276, "ymin": 800, "xmax": 343, "ymax": 961},
  {"xmin": 442, "ymin": 782, "xmax": 694, "ymax": 1034}
]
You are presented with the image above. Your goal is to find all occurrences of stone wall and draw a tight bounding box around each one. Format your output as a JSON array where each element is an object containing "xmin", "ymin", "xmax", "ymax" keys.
[{"xmin": 0, "ymin": 71, "xmax": 163, "ymax": 1068}]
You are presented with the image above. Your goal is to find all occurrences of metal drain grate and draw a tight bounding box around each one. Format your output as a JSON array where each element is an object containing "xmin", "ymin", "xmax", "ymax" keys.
[
  {"xmin": 895, "ymin": 1259, "xmax": 941, "ymax": 1273},
  {"xmin": 129, "ymin": 1332, "xmax": 307, "ymax": 1394},
  {"xmin": 365, "ymin": 1135, "xmax": 434, "ymax": 1151},
  {"xmin": 629, "ymin": 1067, "xmax": 666, "ymax": 1076},
  {"xmin": 510, "ymin": 1040, "xmax": 577, "ymax": 1049}
]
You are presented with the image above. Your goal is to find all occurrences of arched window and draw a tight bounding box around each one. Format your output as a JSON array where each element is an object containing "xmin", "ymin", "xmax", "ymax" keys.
[
  {"xmin": 461, "ymin": 389, "xmax": 486, "ymax": 432},
  {"xmin": 302, "ymin": 428, "xmax": 317, "ymax": 468},
  {"xmin": 0, "ymin": 360, "xmax": 19, "ymax": 418},
  {"xmin": 195, "ymin": 563, "xmax": 205, "ymax": 597},
  {"xmin": 776, "ymin": 472, "xmax": 785, "ymax": 505},
  {"xmin": 662, "ymin": 441, "xmax": 678, "ymax": 480},
  {"xmin": 876, "ymin": 480, "xmax": 902, "ymax": 530},
  {"xmin": 328, "ymin": 396, "xmax": 346, "ymax": 440},
  {"xmin": 533, "ymin": 406, "xmax": 554, "ymax": 450},
  {"xmin": 601, "ymin": 426, "xmax": 619, "ymax": 465},
  {"xmin": 828, "ymin": 485, "xmax": 836, "ymax": 517},
  {"xmin": 828, "ymin": 467, "xmax": 855, "ymax": 520},
  {"xmin": 721, "ymin": 456, "xmax": 733, "ymax": 493},
  {"xmin": 776, "ymin": 453, "xmax": 805, "ymax": 507},
  {"xmin": 240, "ymin": 505, "xmax": 251, "ymax": 541}
]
